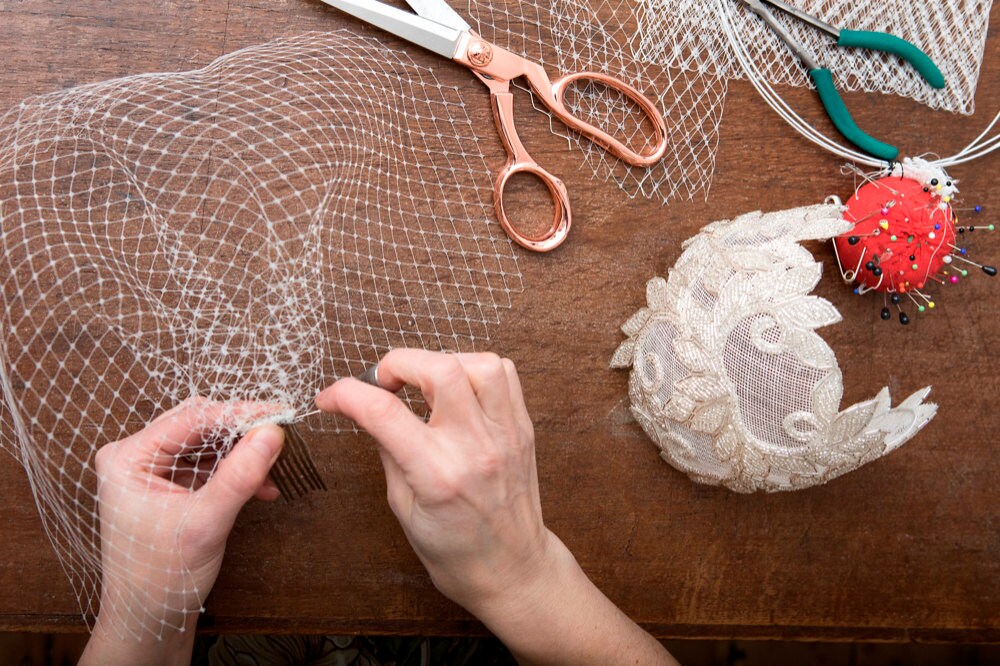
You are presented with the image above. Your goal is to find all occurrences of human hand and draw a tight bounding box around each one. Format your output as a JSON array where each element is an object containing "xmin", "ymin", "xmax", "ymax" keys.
[
  {"xmin": 317, "ymin": 349, "xmax": 676, "ymax": 665},
  {"xmin": 316, "ymin": 349, "xmax": 554, "ymax": 616},
  {"xmin": 80, "ymin": 398, "xmax": 286, "ymax": 666}
]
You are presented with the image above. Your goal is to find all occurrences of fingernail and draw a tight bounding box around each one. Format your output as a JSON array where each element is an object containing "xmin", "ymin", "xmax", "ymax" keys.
[
  {"xmin": 246, "ymin": 425, "xmax": 284, "ymax": 462},
  {"xmin": 315, "ymin": 384, "xmax": 339, "ymax": 409}
]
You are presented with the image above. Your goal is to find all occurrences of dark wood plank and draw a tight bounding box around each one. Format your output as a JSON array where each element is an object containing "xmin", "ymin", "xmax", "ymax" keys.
[{"xmin": 0, "ymin": 0, "xmax": 997, "ymax": 641}]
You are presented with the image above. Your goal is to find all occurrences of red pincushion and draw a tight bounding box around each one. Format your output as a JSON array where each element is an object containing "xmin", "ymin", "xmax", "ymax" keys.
[{"xmin": 834, "ymin": 176, "xmax": 956, "ymax": 293}]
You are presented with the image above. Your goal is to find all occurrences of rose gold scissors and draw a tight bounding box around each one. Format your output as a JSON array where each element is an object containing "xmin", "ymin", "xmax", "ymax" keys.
[{"xmin": 319, "ymin": 0, "xmax": 669, "ymax": 252}]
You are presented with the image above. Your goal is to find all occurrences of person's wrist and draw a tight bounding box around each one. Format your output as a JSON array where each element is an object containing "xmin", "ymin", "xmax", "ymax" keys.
[
  {"xmin": 80, "ymin": 591, "xmax": 199, "ymax": 665},
  {"xmin": 463, "ymin": 530, "xmax": 582, "ymax": 635},
  {"xmin": 97, "ymin": 571, "xmax": 205, "ymax": 630}
]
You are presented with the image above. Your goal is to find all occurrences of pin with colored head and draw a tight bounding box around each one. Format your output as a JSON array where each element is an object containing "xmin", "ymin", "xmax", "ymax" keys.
[{"xmin": 832, "ymin": 158, "xmax": 994, "ymax": 326}]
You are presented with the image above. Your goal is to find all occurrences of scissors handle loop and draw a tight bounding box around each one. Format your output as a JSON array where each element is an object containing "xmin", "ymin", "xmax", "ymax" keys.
[
  {"xmin": 494, "ymin": 161, "xmax": 571, "ymax": 253},
  {"xmin": 459, "ymin": 38, "xmax": 667, "ymax": 251},
  {"xmin": 536, "ymin": 69, "xmax": 669, "ymax": 168},
  {"xmin": 458, "ymin": 38, "xmax": 668, "ymax": 168},
  {"xmin": 489, "ymin": 91, "xmax": 572, "ymax": 253}
]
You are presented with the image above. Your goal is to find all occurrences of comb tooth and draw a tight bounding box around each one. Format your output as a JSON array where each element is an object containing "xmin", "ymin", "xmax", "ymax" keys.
[
  {"xmin": 285, "ymin": 424, "xmax": 322, "ymax": 491},
  {"xmin": 275, "ymin": 459, "xmax": 304, "ymax": 501},
  {"xmin": 275, "ymin": 439, "xmax": 308, "ymax": 500},
  {"xmin": 277, "ymin": 441, "xmax": 309, "ymax": 500},
  {"xmin": 266, "ymin": 423, "xmax": 326, "ymax": 501},
  {"xmin": 289, "ymin": 424, "xmax": 327, "ymax": 491},
  {"xmin": 281, "ymin": 427, "xmax": 312, "ymax": 497},
  {"xmin": 268, "ymin": 456, "xmax": 295, "ymax": 502}
]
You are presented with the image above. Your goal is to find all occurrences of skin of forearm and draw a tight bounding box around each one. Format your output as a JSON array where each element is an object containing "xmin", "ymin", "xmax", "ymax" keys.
[{"xmin": 471, "ymin": 533, "xmax": 679, "ymax": 666}]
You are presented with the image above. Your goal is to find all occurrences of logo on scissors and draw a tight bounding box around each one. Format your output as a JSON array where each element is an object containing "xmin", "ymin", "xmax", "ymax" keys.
[{"xmin": 467, "ymin": 40, "xmax": 493, "ymax": 67}]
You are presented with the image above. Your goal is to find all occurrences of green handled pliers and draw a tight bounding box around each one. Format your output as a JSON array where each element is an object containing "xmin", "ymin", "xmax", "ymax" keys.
[{"xmin": 741, "ymin": 0, "xmax": 945, "ymax": 161}]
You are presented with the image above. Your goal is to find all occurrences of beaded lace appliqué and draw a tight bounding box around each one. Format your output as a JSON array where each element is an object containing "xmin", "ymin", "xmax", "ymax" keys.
[{"xmin": 611, "ymin": 204, "xmax": 937, "ymax": 492}]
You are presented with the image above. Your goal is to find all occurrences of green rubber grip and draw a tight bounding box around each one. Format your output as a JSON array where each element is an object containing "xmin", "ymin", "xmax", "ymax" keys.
[
  {"xmin": 809, "ymin": 68, "xmax": 899, "ymax": 161},
  {"xmin": 837, "ymin": 29, "xmax": 945, "ymax": 89}
]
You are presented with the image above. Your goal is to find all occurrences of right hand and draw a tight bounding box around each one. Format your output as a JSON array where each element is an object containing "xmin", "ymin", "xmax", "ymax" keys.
[
  {"xmin": 315, "ymin": 349, "xmax": 558, "ymax": 615},
  {"xmin": 317, "ymin": 349, "xmax": 677, "ymax": 665}
]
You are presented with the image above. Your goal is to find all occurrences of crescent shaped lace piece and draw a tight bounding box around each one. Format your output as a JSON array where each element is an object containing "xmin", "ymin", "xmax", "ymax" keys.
[
  {"xmin": 611, "ymin": 204, "xmax": 937, "ymax": 493},
  {"xmin": 0, "ymin": 30, "xmax": 521, "ymax": 636}
]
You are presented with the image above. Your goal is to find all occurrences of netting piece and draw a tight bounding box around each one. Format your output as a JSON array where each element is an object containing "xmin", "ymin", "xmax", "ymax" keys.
[
  {"xmin": 0, "ymin": 29, "xmax": 521, "ymax": 637},
  {"xmin": 465, "ymin": 0, "xmax": 990, "ymax": 200},
  {"xmin": 467, "ymin": 0, "xmax": 729, "ymax": 202},
  {"xmin": 636, "ymin": 0, "xmax": 992, "ymax": 115}
]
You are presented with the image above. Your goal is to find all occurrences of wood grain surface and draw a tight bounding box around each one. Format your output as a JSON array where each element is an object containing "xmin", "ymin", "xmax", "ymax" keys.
[{"xmin": 0, "ymin": 0, "xmax": 997, "ymax": 641}]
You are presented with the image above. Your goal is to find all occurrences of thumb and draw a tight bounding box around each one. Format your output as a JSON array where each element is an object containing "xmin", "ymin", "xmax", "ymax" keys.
[{"xmin": 202, "ymin": 424, "xmax": 285, "ymax": 524}]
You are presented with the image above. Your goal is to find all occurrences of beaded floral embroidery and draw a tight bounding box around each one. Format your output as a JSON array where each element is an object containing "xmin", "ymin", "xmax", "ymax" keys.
[{"xmin": 612, "ymin": 205, "xmax": 937, "ymax": 492}]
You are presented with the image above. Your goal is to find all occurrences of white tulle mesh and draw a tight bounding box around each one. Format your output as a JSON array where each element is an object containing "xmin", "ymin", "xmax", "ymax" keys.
[
  {"xmin": 0, "ymin": 30, "xmax": 521, "ymax": 637},
  {"xmin": 0, "ymin": 0, "xmax": 990, "ymax": 636},
  {"xmin": 467, "ymin": 0, "xmax": 728, "ymax": 201},
  {"xmin": 636, "ymin": 0, "xmax": 992, "ymax": 115}
]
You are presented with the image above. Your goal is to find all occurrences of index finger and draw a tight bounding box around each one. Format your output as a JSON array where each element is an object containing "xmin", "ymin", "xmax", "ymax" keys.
[
  {"xmin": 373, "ymin": 348, "xmax": 483, "ymax": 427},
  {"xmin": 316, "ymin": 377, "xmax": 432, "ymax": 474}
]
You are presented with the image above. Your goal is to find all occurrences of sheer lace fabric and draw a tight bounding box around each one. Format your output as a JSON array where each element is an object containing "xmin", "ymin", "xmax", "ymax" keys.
[{"xmin": 612, "ymin": 205, "xmax": 937, "ymax": 492}]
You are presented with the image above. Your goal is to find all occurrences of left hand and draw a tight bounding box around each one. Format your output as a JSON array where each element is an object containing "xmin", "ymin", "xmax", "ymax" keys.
[{"xmin": 80, "ymin": 397, "xmax": 286, "ymax": 666}]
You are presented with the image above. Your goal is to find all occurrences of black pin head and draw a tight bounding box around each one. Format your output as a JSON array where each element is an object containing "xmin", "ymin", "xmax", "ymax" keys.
[
  {"xmin": 880, "ymin": 307, "xmax": 892, "ymax": 320},
  {"xmin": 899, "ymin": 312, "xmax": 910, "ymax": 325},
  {"xmin": 848, "ymin": 236, "xmax": 860, "ymax": 245},
  {"xmin": 872, "ymin": 267, "xmax": 883, "ymax": 277},
  {"xmin": 983, "ymin": 265, "xmax": 998, "ymax": 277},
  {"xmin": 865, "ymin": 261, "xmax": 876, "ymax": 271},
  {"xmin": 891, "ymin": 294, "xmax": 902, "ymax": 304}
]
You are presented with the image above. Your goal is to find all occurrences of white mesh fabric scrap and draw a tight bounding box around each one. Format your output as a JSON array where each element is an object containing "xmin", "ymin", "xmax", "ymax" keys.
[
  {"xmin": 0, "ymin": 30, "xmax": 521, "ymax": 636},
  {"xmin": 465, "ymin": 0, "xmax": 990, "ymax": 202},
  {"xmin": 467, "ymin": 0, "xmax": 728, "ymax": 202},
  {"xmin": 611, "ymin": 205, "xmax": 937, "ymax": 492},
  {"xmin": 636, "ymin": 0, "xmax": 991, "ymax": 115}
]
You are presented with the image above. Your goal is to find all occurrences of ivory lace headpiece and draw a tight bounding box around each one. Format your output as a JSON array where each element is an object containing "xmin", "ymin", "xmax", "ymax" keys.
[{"xmin": 611, "ymin": 204, "xmax": 937, "ymax": 492}]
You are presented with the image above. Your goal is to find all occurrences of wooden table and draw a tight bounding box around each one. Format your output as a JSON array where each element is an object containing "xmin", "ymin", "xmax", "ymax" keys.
[{"xmin": 1, "ymin": 0, "xmax": 997, "ymax": 642}]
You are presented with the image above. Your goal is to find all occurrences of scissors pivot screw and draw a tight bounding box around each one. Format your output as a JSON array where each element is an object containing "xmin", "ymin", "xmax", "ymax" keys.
[{"xmin": 467, "ymin": 40, "xmax": 493, "ymax": 67}]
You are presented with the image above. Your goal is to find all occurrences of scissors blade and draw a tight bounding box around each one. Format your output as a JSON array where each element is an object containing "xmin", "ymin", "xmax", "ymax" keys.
[
  {"xmin": 320, "ymin": 0, "xmax": 464, "ymax": 59},
  {"xmin": 403, "ymin": 0, "xmax": 470, "ymax": 32}
]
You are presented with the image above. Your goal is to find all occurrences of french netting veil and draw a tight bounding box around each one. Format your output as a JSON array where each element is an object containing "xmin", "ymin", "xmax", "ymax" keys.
[
  {"xmin": 0, "ymin": 30, "xmax": 522, "ymax": 636},
  {"xmin": 476, "ymin": 0, "xmax": 993, "ymax": 200}
]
